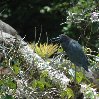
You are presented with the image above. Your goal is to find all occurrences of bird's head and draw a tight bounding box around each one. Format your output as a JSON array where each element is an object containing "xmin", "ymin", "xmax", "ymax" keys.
[
  {"xmin": 50, "ymin": 34, "xmax": 70, "ymax": 44},
  {"xmin": 59, "ymin": 34, "xmax": 70, "ymax": 43}
]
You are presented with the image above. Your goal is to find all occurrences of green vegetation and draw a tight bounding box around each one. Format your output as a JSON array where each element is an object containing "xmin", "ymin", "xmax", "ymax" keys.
[
  {"xmin": 29, "ymin": 43, "xmax": 58, "ymax": 59},
  {"xmin": 0, "ymin": 0, "xmax": 99, "ymax": 98}
]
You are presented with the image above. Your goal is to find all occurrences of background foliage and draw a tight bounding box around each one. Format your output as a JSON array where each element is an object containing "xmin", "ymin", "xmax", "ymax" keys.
[
  {"xmin": 0, "ymin": 0, "xmax": 99, "ymax": 98},
  {"xmin": 0, "ymin": 0, "xmax": 98, "ymax": 48}
]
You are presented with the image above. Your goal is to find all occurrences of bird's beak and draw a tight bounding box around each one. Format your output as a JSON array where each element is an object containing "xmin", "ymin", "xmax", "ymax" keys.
[{"xmin": 50, "ymin": 37, "xmax": 60, "ymax": 42}]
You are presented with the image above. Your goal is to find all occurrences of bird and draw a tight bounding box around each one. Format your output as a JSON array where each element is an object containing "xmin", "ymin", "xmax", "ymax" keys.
[
  {"xmin": 51, "ymin": 34, "xmax": 89, "ymax": 82},
  {"xmin": 59, "ymin": 34, "xmax": 89, "ymax": 71}
]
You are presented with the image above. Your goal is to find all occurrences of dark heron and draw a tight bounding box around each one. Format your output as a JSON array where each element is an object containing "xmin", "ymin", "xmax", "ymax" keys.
[{"xmin": 51, "ymin": 34, "xmax": 89, "ymax": 82}]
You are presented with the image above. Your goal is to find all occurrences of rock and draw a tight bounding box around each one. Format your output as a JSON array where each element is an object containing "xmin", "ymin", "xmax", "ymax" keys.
[{"xmin": 0, "ymin": 20, "xmax": 18, "ymax": 36}]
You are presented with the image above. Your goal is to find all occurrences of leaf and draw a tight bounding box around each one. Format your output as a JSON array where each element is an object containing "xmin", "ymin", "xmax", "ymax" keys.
[
  {"xmin": 13, "ymin": 64, "xmax": 20, "ymax": 75},
  {"xmin": 44, "ymin": 82, "xmax": 52, "ymax": 88},
  {"xmin": 0, "ymin": 80, "xmax": 3, "ymax": 85},
  {"xmin": 5, "ymin": 78, "xmax": 17, "ymax": 89},
  {"xmin": 32, "ymin": 80, "xmax": 37, "ymax": 89},
  {"xmin": 32, "ymin": 80, "xmax": 44, "ymax": 91},
  {"xmin": 66, "ymin": 88, "xmax": 74, "ymax": 99},
  {"xmin": 37, "ymin": 81, "xmax": 44, "ymax": 91},
  {"xmin": 85, "ymin": 90, "xmax": 95, "ymax": 99},
  {"xmin": 76, "ymin": 72, "xmax": 83, "ymax": 83},
  {"xmin": 30, "ymin": 43, "xmax": 58, "ymax": 58},
  {"xmin": 61, "ymin": 90, "xmax": 67, "ymax": 98},
  {"xmin": 61, "ymin": 88, "xmax": 74, "ymax": 99},
  {"xmin": 8, "ymin": 81, "xmax": 17, "ymax": 89},
  {"xmin": 40, "ymin": 71, "xmax": 48, "ymax": 79}
]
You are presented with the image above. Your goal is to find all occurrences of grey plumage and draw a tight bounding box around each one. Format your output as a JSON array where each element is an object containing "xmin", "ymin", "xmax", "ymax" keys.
[{"xmin": 55, "ymin": 34, "xmax": 89, "ymax": 72}]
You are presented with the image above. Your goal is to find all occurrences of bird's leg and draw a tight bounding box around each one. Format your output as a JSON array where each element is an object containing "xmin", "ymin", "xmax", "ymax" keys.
[
  {"xmin": 75, "ymin": 65, "xmax": 76, "ymax": 84},
  {"xmin": 74, "ymin": 65, "xmax": 77, "ymax": 99}
]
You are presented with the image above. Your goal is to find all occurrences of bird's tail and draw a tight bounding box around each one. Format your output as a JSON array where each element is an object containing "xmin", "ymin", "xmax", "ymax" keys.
[{"xmin": 83, "ymin": 65, "xmax": 89, "ymax": 72}]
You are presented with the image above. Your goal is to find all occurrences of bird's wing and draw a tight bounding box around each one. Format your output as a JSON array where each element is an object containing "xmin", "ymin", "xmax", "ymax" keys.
[
  {"xmin": 68, "ymin": 40, "xmax": 83, "ymax": 56},
  {"xmin": 67, "ymin": 40, "xmax": 88, "ymax": 66}
]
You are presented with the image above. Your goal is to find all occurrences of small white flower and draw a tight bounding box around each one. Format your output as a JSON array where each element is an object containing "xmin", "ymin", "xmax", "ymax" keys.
[{"xmin": 90, "ymin": 12, "xmax": 99, "ymax": 22}]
